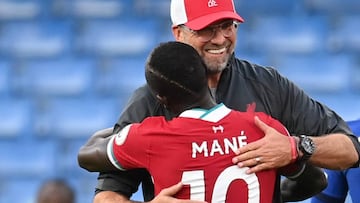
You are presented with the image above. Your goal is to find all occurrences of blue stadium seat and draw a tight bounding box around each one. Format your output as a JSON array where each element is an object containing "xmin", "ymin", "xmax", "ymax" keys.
[
  {"xmin": 96, "ymin": 56, "xmax": 147, "ymax": 98},
  {"xmin": 0, "ymin": 178, "xmax": 43, "ymax": 203},
  {"xmin": 69, "ymin": 176, "xmax": 144, "ymax": 203},
  {"xmin": 66, "ymin": 176, "xmax": 99, "ymax": 203},
  {"xmin": 0, "ymin": 99, "xmax": 32, "ymax": 138},
  {"xmin": 60, "ymin": 139, "xmax": 101, "ymax": 202},
  {"xmin": 59, "ymin": 139, "xmax": 111, "ymax": 203},
  {"xmin": 350, "ymin": 63, "xmax": 360, "ymax": 93},
  {"xmin": 327, "ymin": 16, "xmax": 360, "ymax": 53},
  {"xmin": 311, "ymin": 93, "xmax": 360, "ymax": 121},
  {"xmin": 246, "ymin": 16, "xmax": 328, "ymax": 55},
  {"xmin": 273, "ymin": 54, "xmax": 352, "ymax": 94},
  {"xmin": 157, "ymin": 21, "xmax": 178, "ymax": 45},
  {"xmin": 74, "ymin": 19, "xmax": 159, "ymax": 57},
  {"xmin": 348, "ymin": 119, "xmax": 360, "ymax": 133},
  {"xmin": 50, "ymin": 0, "xmax": 132, "ymax": 19},
  {"xmin": 0, "ymin": 140, "xmax": 57, "ymax": 177},
  {"xmin": 56, "ymin": 139, "xmax": 98, "ymax": 175},
  {"xmin": 0, "ymin": 60, "xmax": 11, "ymax": 97},
  {"xmin": 34, "ymin": 98, "xmax": 122, "ymax": 138},
  {"xmin": 59, "ymin": 139, "xmax": 108, "ymax": 202},
  {"xmin": 11, "ymin": 57, "xmax": 96, "ymax": 97},
  {"xmin": 304, "ymin": 0, "xmax": 360, "ymax": 15},
  {"xmin": 0, "ymin": 0, "xmax": 41, "ymax": 21},
  {"xmin": 63, "ymin": 140, "xmax": 144, "ymax": 202},
  {"xmin": 235, "ymin": 0, "xmax": 302, "ymax": 18},
  {"xmin": 0, "ymin": 21, "xmax": 72, "ymax": 58},
  {"xmin": 133, "ymin": 0, "xmax": 170, "ymax": 18}
]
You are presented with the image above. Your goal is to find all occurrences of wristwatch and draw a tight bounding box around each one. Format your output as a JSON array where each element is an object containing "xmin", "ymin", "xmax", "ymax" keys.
[{"xmin": 298, "ymin": 135, "xmax": 316, "ymax": 162}]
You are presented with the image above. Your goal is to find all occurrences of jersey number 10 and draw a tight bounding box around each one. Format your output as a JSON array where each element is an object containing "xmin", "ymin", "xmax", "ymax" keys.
[{"xmin": 181, "ymin": 166, "xmax": 260, "ymax": 203}]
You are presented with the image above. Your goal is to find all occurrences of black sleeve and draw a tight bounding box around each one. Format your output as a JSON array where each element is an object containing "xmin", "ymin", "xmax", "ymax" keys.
[
  {"xmin": 95, "ymin": 169, "xmax": 151, "ymax": 198},
  {"xmin": 95, "ymin": 85, "xmax": 173, "ymax": 200},
  {"xmin": 114, "ymin": 85, "xmax": 159, "ymax": 132},
  {"xmin": 273, "ymin": 68, "xmax": 360, "ymax": 167},
  {"xmin": 114, "ymin": 85, "xmax": 174, "ymax": 132}
]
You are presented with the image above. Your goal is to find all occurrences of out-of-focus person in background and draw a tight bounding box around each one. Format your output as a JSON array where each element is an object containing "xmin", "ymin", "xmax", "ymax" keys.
[{"xmin": 36, "ymin": 179, "xmax": 75, "ymax": 203}]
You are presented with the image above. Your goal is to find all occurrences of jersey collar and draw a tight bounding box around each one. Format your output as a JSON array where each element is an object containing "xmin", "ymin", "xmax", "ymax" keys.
[{"xmin": 178, "ymin": 103, "xmax": 231, "ymax": 122}]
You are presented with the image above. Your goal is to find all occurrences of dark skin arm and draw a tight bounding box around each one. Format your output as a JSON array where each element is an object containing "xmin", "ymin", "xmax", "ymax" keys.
[
  {"xmin": 77, "ymin": 127, "xmax": 117, "ymax": 172},
  {"xmin": 281, "ymin": 164, "xmax": 327, "ymax": 202}
]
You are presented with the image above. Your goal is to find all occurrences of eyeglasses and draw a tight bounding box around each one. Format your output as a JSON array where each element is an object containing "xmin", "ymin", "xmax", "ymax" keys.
[{"xmin": 180, "ymin": 20, "xmax": 239, "ymax": 42}]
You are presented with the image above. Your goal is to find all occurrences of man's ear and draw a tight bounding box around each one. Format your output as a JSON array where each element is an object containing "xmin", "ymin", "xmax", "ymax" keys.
[
  {"xmin": 156, "ymin": 94, "xmax": 169, "ymax": 107},
  {"xmin": 172, "ymin": 25, "xmax": 182, "ymax": 41}
]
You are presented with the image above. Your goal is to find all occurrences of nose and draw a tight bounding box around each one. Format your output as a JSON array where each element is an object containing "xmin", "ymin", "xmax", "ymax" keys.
[{"xmin": 209, "ymin": 28, "xmax": 227, "ymax": 44}]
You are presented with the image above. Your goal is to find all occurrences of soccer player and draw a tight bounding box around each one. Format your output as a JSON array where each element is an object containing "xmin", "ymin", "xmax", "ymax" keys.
[
  {"xmin": 311, "ymin": 119, "xmax": 360, "ymax": 203},
  {"xmin": 79, "ymin": 41, "xmax": 326, "ymax": 203}
]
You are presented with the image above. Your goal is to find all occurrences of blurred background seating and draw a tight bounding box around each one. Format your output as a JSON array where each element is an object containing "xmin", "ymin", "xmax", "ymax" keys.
[{"xmin": 0, "ymin": 1, "xmax": 359, "ymax": 203}]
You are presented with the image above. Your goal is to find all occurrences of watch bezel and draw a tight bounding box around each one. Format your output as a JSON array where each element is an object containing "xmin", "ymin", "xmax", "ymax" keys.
[{"xmin": 299, "ymin": 135, "xmax": 316, "ymax": 162}]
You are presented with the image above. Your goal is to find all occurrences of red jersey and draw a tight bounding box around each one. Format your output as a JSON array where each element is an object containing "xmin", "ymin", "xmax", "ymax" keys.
[{"xmin": 107, "ymin": 104, "xmax": 290, "ymax": 203}]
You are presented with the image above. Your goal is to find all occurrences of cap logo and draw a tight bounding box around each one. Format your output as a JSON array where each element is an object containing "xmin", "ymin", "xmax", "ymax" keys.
[{"xmin": 208, "ymin": 0, "xmax": 218, "ymax": 7}]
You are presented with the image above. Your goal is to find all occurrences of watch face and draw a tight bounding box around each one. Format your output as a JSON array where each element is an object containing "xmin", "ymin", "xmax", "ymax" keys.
[{"xmin": 302, "ymin": 137, "xmax": 316, "ymax": 154}]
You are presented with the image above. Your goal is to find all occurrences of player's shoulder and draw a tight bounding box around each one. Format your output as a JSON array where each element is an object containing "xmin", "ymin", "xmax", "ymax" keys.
[
  {"xmin": 254, "ymin": 112, "xmax": 289, "ymax": 135},
  {"xmin": 231, "ymin": 108, "xmax": 271, "ymax": 120},
  {"xmin": 140, "ymin": 116, "xmax": 167, "ymax": 127},
  {"xmin": 227, "ymin": 109, "xmax": 270, "ymax": 128},
  {"xmin": 253, "ymin": 111, "xmax": 272, "ymax": 121}
]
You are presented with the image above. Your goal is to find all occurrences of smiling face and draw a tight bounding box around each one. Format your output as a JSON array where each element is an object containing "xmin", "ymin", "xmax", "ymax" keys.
[{"xmin": 173, "ymin": 19, "xmax": 238, "ymax": 75}]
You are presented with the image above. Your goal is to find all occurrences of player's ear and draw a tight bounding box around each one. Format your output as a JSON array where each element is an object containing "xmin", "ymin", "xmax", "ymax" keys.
[{"xmin": 156, "ymin": 94, "xmax": 169, "ymax": 107}]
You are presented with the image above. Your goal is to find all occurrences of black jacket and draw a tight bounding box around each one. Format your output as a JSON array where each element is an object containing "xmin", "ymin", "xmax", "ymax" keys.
[{"xmin": 96, "ymin": 54, "xmax": 360, "ymax": 203}]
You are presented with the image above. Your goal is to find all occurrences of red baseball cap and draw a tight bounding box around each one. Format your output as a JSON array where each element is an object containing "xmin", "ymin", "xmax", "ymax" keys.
[{"xmin": 171, "ymin": 0, "xmax": 244, "ymax": 30}]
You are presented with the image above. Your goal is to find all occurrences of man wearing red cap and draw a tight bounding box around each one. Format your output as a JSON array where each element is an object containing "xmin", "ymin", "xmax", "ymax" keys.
[
  {"xmin": 80, "ymin": 0, "xmax": 360, "ymax": 202},
  {"xmin": 170, "ymin": 0, "xmax": 244, "ymax": 30}
]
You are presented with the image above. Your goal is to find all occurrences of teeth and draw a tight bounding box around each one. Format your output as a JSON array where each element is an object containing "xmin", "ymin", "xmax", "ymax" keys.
[{"xmin": 208, "ymin": 47, "xmax": 226, "ymax": 54}]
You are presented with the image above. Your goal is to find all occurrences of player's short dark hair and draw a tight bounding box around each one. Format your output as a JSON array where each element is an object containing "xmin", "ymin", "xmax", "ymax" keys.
[{"xmin": 145, "ymin": 41, "xmax": 208, "ymax": 105}]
